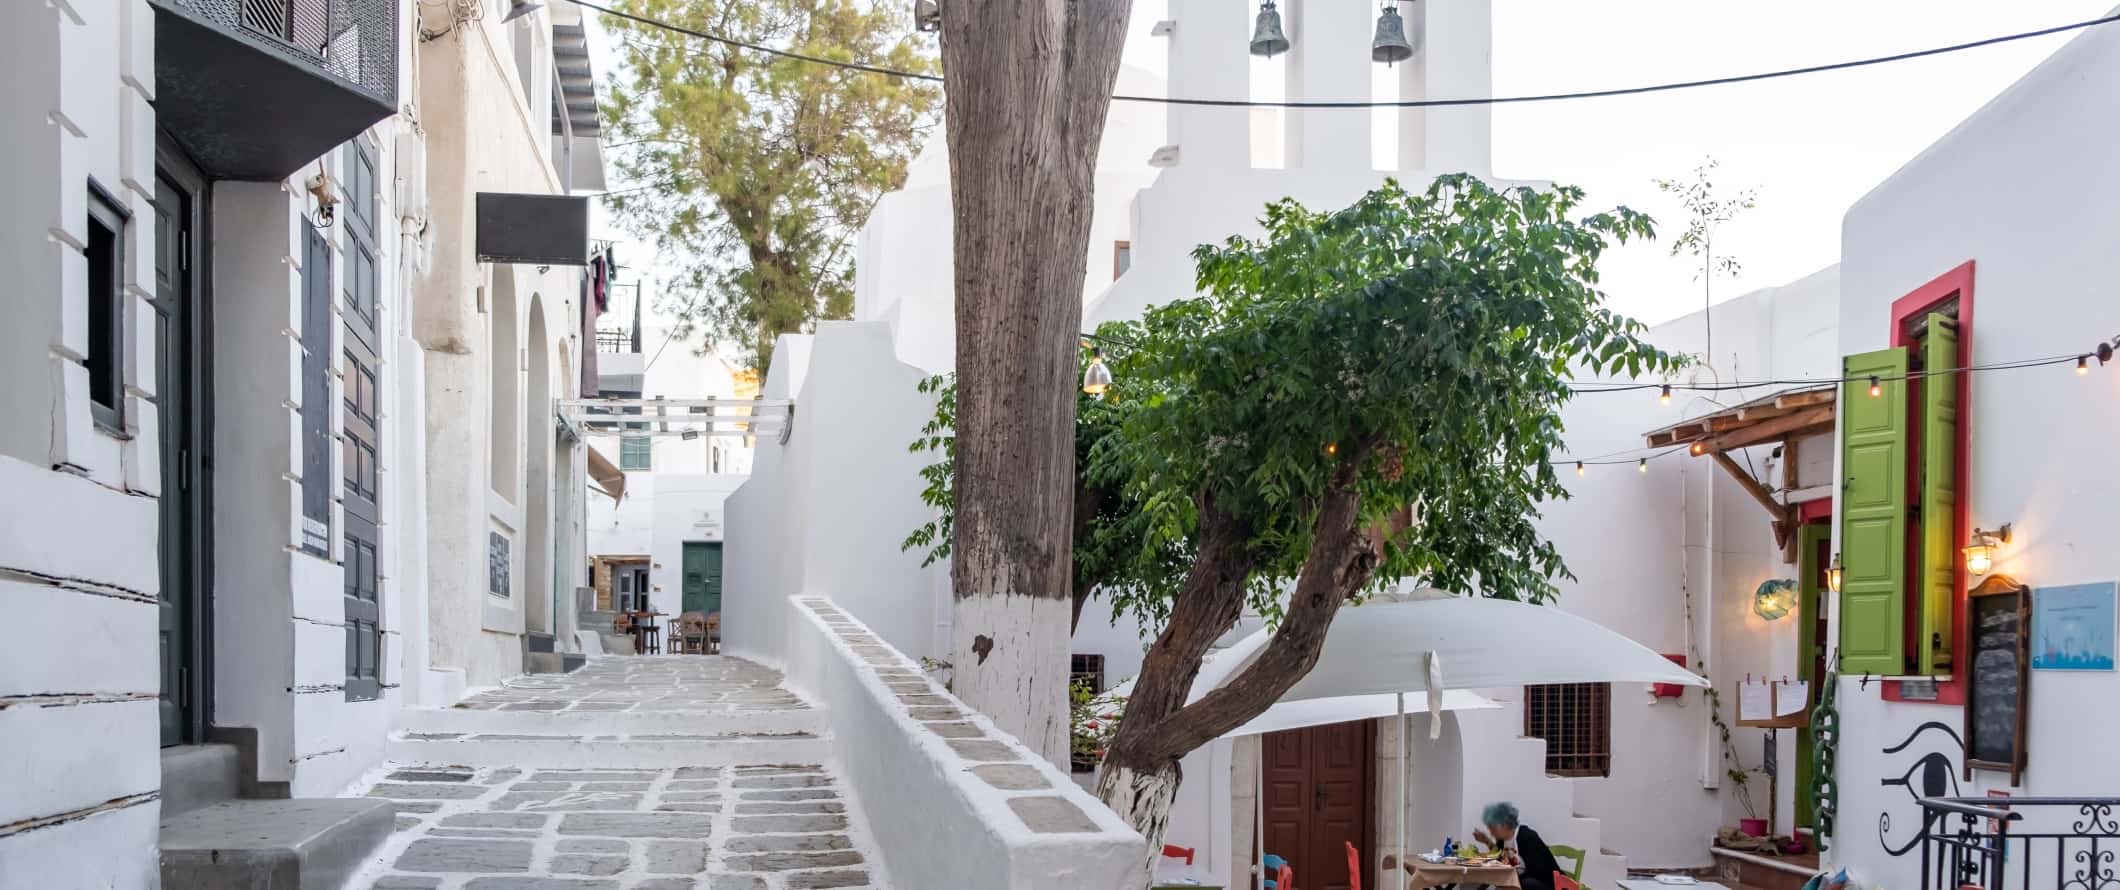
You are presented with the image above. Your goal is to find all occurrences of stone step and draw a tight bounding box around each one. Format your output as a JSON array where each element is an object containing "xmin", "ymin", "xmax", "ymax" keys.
[
  {"xmin": 160, "ymin": 798, "xmax": 393, "ymax": 889},
  {"xmin": 160, "ymin": 743, "xmax": 243, "ymax": 819},
  {"xmin": 397, "ymin": 703, "xmax": 823, "ymax": 738},
  {"xmin": 386, "ymin": 730, "xmax": 832, "ymax": 770}
]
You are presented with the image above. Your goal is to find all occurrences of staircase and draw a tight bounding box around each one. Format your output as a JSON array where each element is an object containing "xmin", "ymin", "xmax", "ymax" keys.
[{"xmin": 158, "ymin": 742, "xmax": 393, "ymax": 889}]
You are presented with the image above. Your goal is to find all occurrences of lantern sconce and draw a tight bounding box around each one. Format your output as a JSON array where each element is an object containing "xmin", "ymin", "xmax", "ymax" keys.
[
  {"xmin": 1964, "ymin": 523, "xmax": 2013, "ymax": 577},
  {"xmin": 1081, "ymin": 345, "xmax": 1113, "ymax": 398},
  {"xmin": 1753, "ymin": 579, "xmax": 1797, "ymax": 622},
  {"xmin": 1826, "ymin": 552, "xmax": 1844, "ymax": 594}
]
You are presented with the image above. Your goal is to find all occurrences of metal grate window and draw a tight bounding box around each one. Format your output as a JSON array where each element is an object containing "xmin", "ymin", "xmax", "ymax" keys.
[
  {"xmin": 1070, "ymin": 654, "xmax": 1107, "ymax": 695},
  {"xmin": 240, "ymin": 0, "xmax": 335, "ymax": 57},
  {"xmin": 1524, "ymin": 682, "xmax": 1612, "ymax": 777}
]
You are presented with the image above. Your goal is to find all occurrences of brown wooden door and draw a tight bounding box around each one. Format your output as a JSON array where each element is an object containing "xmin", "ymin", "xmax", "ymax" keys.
[{"xmin": 1263, "ymin": 720, "xmax": 1376, "ymax": 890}]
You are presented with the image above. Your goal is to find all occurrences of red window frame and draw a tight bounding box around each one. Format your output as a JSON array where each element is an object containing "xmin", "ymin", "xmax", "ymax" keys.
[{"xmin": 1880, "ymin": 261, "xmax": 1974, "ymax": 705}]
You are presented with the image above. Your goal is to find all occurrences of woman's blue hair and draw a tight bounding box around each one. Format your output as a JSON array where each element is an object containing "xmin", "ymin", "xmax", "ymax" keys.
[{"xmin": 1481, "ymin": 801, "xmax": 1521, "ymax": 828}]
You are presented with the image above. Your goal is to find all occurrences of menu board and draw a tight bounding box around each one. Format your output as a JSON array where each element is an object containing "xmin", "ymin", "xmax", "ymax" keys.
[{"xmin": 1964, "ymin": 576, "xmax": 2029, "ymax": 783}]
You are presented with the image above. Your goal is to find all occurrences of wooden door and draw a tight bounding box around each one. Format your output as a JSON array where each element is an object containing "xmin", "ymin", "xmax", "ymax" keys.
[
  {"xmin": 1262, "ymin": 720, "xmax": 1376, "ymax": 890},
  {"xmin": 154, "ymin": 159, "xmax": 210, "ymax": 746},
  {"xmin": 682, "ymin": 542, "xmax": 723, "ymax": 615}
]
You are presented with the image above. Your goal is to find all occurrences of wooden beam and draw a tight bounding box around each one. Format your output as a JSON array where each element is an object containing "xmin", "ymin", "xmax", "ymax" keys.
[
  {"xmin": 1772, "ymin": 389, "xmax": 1836, "ymax": 410},
  {"xmin": 1700, "ymin": 405, "xmax": 1835, "ymax": 454},
  {"xmin": 1711, "ymin": 451, "xmax": 1786, "ymax": 520}
]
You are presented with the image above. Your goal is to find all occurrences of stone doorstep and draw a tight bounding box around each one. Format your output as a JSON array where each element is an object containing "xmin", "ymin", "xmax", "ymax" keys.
[
  {"xmin": 160, "ymin": 798, "xmax": 395, "ymax": 890},
  {"xmin": 160, "ymin": 743, "xmax": 244, "ymax": 819}
]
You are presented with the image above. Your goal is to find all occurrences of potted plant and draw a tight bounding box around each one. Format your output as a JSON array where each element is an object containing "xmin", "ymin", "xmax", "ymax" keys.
[{"xmin": 1070, "ymin": 679, "xmax": 1123, "ymax": 774}]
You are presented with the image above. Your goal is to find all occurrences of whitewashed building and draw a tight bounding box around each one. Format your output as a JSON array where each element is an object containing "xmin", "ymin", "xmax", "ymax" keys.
[
  {"xmin": 583, "ymin": 305, "xmax": 755, "ymax": 622},
  {"xmin": 0, "ymin": 0, "xmax": 602, "ymax": 884}
]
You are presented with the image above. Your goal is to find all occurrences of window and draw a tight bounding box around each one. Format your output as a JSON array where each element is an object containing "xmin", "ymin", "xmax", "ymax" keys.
[
  {"xmin": 1070, "ymin": 653, "xmax": 1107, "ymax": 695},
  {"xmin": 1524, "ymin": 682, "xmax": 1611, "ymax": 777},
  {"xmin": 1112, "ymin": 241, "xmax": 1131, "ymax": 279},
  {"xmin": 86, "ymin": 183, "xmax": 129, "ymax": 430},
  {"xmin": 1839, "ymin": 268, "xmax": 1970, "ymax": 681},
  {"xmin": 620, "ymin": 434, "xmax": 651, "ymax": 471}
]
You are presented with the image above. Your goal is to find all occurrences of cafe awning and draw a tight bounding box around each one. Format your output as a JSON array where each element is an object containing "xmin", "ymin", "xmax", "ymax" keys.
[
  {"xmin": 1641, "ymin": 383, "xmax": 1838, "ymax": 555},
  {"xmin": 586, "ymin": 443, "xmax": 626, "ymax": 504}
]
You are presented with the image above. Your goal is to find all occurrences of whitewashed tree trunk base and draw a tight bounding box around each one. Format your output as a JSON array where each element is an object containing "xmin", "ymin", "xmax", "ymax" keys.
[
  {"xmin": 1096, "ymin": 760, "xmax": 1181, "ymax": 883},
  {"xmin": 950, "ymin": 592, "xmax": 1072, "ymax": 766}
]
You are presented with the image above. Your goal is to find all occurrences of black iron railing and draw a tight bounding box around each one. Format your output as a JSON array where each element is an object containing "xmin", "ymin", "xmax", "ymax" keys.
[
  {"xmin": 163, "ymin": 0, "xmax": 395, "ymax": 99},
  {"xmin": 595, "ymin": 329, "xmax": 637, "ymax": 355},
  {"xmin": 1919, "ymin": 797, "xmax": 2120, "ymax": 890}
]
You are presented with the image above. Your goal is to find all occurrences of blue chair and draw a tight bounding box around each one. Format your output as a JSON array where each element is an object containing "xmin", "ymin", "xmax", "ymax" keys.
[{"xmin": 1264, "ymin": 853, "xmax": 1293, "ymax": 889}]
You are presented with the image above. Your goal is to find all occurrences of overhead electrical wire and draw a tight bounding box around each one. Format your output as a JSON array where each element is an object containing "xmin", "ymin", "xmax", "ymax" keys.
[{"xmin": 570, "ymin": 0, "xmax": 2119, "ymax": 110}]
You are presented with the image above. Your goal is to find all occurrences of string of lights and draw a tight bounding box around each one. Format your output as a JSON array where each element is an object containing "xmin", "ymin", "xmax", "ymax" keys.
[{"xmin": 571, "ymin": 0, "xmax": 2118, "ymax": 110}]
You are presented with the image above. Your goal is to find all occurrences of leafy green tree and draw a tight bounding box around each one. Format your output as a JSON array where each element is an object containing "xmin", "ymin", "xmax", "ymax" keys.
[
  {"xmin": 601, "ymin": 0, "xmax": 940, "ymax": 369},
  {"xmin": 910, "ymin": 175, "xmax": 1680, "ymax": 861}
]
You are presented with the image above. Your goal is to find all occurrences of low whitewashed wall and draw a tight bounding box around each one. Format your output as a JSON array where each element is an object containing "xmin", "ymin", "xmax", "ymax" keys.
[{"xmin": 779, "ymin": 595, "xmax": 1146, "ymax": 889}]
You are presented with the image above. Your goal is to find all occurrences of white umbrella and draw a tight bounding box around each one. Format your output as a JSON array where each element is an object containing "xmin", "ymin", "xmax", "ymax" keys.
[{"xmin": 1124, "ymin": 591, "xmax": 1707, "ymax": 890}]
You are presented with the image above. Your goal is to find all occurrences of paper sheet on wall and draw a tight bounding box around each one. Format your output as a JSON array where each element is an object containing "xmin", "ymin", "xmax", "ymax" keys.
[
  {"xmin": 1774, "ymin": 680, "xmax": 1811, "ymax": 717},
  {"xmin": 1737, "ymin": 680, "xmax": 1774, "ymax": 723}
]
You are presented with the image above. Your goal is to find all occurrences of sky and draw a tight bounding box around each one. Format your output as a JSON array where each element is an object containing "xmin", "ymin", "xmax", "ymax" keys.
[{"xmin": 588, "ymin": 0, "xmax": 2118, "ymax": 335}]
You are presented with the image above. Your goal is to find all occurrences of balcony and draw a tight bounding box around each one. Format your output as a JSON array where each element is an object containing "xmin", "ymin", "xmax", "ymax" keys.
[
  {"xmin": 1918, "ymin": 797, "xmax": 2120, "ymax": 890},
  {"xmin": 151, "ymin": 0, "xmax": 398, "ymax": 179}
]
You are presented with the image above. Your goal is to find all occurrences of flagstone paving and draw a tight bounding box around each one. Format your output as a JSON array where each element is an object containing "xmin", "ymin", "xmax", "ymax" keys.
[{"xmin": 345, "ymin": 657, "xmax": 886, "ymax": 890}]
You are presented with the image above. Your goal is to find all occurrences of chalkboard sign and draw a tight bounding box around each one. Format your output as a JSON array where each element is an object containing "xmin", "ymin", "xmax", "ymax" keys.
[{"xmin": 1964, "ymin": 574, "xmax": 2029, "ymax": 784}]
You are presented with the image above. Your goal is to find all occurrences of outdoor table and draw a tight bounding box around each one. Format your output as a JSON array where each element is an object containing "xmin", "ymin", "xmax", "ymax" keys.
[
  {"xmin": 630, "ymin": 611, "xmax": 667, "ymax": 655},
  {"xmin": 1387, "ymin": 857, "xmax": 1523, "ymax": 890},
  {"xmin": 1616, "ymin": 880, "xmax": 1733, "ymax": 890}
]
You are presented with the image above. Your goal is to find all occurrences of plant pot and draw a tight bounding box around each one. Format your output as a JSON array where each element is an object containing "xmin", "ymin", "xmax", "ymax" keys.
[{"xmin": 1739, "ymin": 818, "xmax": 1769, "ymax": 837}]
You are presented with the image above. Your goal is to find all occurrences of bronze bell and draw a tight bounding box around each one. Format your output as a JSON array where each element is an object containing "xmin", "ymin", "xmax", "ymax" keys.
[
  {"xmin": 914, "ymin": 0, "xmax": 940, "ymax": 33},
  {"xmin": 1249, "ymin": 1, "xmax": 1290, "ymax": 58},
  {"xmin": 1372, "ymin": 4, "xmax": 1415, "ymax": 65}
]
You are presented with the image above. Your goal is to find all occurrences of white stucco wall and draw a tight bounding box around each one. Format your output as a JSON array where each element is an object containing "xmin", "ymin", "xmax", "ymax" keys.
[{"xmin": 1829, "ymin": 15, "xmax": 2120, "ymax": 886}]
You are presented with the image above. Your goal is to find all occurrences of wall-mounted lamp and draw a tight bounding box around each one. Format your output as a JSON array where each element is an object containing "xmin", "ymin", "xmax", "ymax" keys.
[
  {"xmin": 1826, "ymin": 553, "xmax": 1844, "ymax": 594},
  {"xmin": 1753, "ymin": 578, "xmax": 1796, "ymax": 622},
  {"xmin": 1964, "ymin": 524, "xmax": 2013, "ymax": 576}
]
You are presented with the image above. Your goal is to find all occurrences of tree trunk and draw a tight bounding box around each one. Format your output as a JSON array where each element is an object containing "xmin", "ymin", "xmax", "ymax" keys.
[
  {"xmin": 938, "ymin": 0, "xmax": 1132, "ymax": 767},
  {"xmin": 1097, "ymin": 457, "xmax": 1382, "ymax": 868}
]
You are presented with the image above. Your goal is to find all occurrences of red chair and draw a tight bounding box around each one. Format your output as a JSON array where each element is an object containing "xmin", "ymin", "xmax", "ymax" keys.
[
  {"xmin": 1557, "ymin": 872, "xmax": 1583, "ymax": 890},
  {"xmin": 1346, "ymin": 841, "xmax": 1363, "ymax": 890}
]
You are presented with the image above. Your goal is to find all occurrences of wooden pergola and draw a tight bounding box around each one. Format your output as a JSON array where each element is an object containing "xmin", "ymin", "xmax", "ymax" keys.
[{"xmin": 1642, "ymin": 384, "xmax": 1837, "ymax": 557}]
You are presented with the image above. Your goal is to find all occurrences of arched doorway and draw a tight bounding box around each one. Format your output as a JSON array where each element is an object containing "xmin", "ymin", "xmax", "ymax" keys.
[{"xmin": 523, "ymin": 294, "xmax": 553, "ymax": 635}]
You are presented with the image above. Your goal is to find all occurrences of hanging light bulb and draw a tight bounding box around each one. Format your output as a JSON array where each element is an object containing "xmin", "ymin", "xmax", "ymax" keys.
[
  {"xmin": 913, "ymin": 0, "xmax": 941, "ymax": 33},
  {"xmin": 1868, "ymin": 375, "xmax": 1883, "ymax": 398},
  {"xmin": 1081, "ymin": 349, "xmax": 1113, "ymax": 398},
  {"xmin": 1575, "ymin": 461, "xmax": 1586, "ymax": 478},
  {"xmin": 1659, "ymin": 384, "xmax": 1673, "ymax": 406},
  {"xmin": 500, "ymin": 0, "xmax": 543, "ymax": 23},
  {"xmin": 1639, "ymin": 458, "xmax": 1648, "ymax": 474},
  {"xmin": 1690, "ymin": 441, "xmax": 1705, "ymax": 456},
  {"xmin": 2078, "ymin": 356, "xmax": 2091, "ymax": 376},
  {"xmin": 1249, "ymin": 1, "xmax": 1290, "ymax": 57},
  {"xmin": 1371, "ymin": 4, "xmax": 1415, "ymax": 65}
]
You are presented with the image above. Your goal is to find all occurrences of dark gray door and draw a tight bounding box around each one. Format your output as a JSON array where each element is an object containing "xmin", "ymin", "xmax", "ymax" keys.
[
  {"xmin": 341, "ymin": 139, "xmax": 382, "ymax": 702},
  {"xmin": 155, "ymin": 154, "xmax": 210, "ymax": 746}
]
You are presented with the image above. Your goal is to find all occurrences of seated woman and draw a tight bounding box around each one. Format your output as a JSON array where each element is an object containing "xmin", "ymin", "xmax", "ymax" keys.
[{"xmin": 1474, "ymin": 802, "xmax": 1563, "ymax": 890}]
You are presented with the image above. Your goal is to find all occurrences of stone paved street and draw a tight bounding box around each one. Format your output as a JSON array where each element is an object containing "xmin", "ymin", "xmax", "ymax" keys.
[{"xmin": 345, "ymin": 657, "xmax": 886, "ymax": 889}]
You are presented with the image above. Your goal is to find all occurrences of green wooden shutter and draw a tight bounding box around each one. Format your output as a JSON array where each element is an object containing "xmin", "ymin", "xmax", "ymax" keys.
[
  {"xmin": 1840, "ymin": 347, "xmax": 1909, "ymax": 675},
  {"xmin": 1918, "ymin": 315, "xmax": 1960, "ymax": 676}
]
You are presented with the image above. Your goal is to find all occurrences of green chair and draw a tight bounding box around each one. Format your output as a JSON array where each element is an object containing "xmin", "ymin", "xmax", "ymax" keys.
[{"xmin": 1550, "ymin": 844, "xmax": 1587, "ymax": 882}]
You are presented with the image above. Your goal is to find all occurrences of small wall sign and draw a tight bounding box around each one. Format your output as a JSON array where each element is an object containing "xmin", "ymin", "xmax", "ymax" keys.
[
  {"xmin": 2031, "ymin": 581, "xmax": 2116, "ymax": 671},
  {"xmin": 488, "ymin": 531, "xmax": 511, "ymax": 598}
]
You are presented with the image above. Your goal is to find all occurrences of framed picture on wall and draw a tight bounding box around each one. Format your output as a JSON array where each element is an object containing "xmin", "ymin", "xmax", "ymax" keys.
[{"xmin": 2030, "ymin": 581, "xmax": 2116, "ymax": 671}]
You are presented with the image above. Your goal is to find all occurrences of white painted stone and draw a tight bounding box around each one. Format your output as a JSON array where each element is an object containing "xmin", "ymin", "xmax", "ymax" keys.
[
  {"xmin": 0, "ymin": 452, "xmax": 158, "ymax": 593},
  {"xmin": 0, "ymin": 796, "xmax": 158, "ymax": 890},
  {"xmin": 0, "ymin": 577, "xmax": 156, "ymax": 698},
  {"xmin": 0, "ymin": 698, "xmax": 157, "ymax": 827}
]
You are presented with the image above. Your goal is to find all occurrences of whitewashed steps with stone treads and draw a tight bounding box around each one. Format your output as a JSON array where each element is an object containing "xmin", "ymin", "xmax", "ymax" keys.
[
  {"xmin": 351, "ymin": 655, "xmax": 891, "ymax": 888},
  {"xmin": 387, "ymin": 656, "xmax": 829, "ymax": 769}
]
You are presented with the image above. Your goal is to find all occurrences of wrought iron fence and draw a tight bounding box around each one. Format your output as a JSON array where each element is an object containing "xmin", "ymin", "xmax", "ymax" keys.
[
  {"xmin": 1919, "ymin": 797, "xmax": 2120, "ymax": 890},
  {"xmin": 595, "ymin": 329, "xmax": 636, "ymax": 355}
]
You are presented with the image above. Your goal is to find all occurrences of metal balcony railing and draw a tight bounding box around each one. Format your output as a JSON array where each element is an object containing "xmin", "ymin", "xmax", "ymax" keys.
[
  {"xmin": 1918, "ymin": 797, "xmax": 2120, "ymax": 890},
  {"xmin": 163, "ymin": 0, "xmax": 395, "ymax": 102},
  {"xmin": 595, "ymin": 329, "xmax": 638, "ymax": 355}
]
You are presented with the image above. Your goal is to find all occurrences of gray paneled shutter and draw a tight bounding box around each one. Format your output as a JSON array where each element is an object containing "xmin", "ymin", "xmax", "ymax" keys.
[
  {"xmin": 342, "ymin": 139, "xmax": 383, "ymax": 702},
  {"xmin": 300, "ymin": 222, "xmax": 333, "ymax": 555}
]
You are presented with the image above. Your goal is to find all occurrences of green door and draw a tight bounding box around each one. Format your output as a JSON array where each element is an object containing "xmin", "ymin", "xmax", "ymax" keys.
[
  {"xmin": 1796, "ymin": 522, "xmax": 1832, "ymax": 831},
  {"xmin": 681, "ymin": 542, "xmax": 723, "ymax": 615},
  {"xmin": 1917, "ymin": 314, "xmax": 1959, "ymax": 676}
]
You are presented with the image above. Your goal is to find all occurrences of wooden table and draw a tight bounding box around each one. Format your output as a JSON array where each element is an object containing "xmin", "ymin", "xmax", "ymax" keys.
[
  {"xmin": 629, "ymin": 611, "xmax": 666, "ymax": 655},
  {"xmin": 1390, "ymin": 858, "xmax": 1523, "ymax": 890}
]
